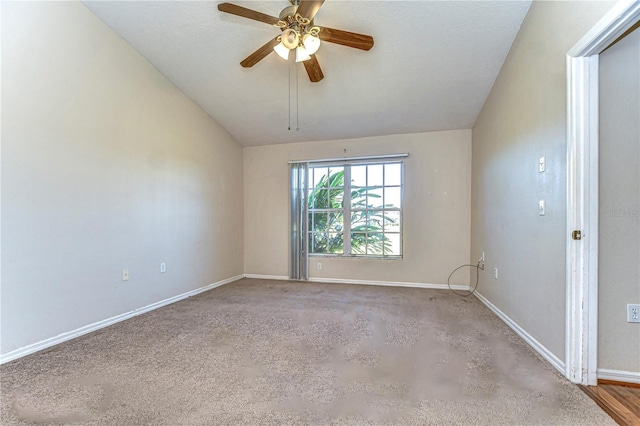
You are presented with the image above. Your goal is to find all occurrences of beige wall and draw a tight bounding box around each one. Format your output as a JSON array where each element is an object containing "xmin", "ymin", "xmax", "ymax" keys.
[
  {"xmin": 244, "ymin": 130, "xmax": 471, "ymax": 285},
  {"xmin": 471, "ymin": 1, "xmax": 616, "ymax": 362},
  {"xmin": 1, "ymin": 2, "xmax": 244, "ymax": 355},
  {"xmin": 598, "ymin": 28, "xmax": 640, "ymax": 373}
]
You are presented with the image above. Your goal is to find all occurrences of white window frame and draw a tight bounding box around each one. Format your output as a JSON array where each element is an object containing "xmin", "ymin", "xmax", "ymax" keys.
[{"xmin": 303, "ymin": 157, "xmax": 406, "ymax": 259}]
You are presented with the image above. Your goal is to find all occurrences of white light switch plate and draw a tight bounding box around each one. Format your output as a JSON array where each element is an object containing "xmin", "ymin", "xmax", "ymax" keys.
[{"xmin": 628, "ymin": 304, "xmax": 640, "ymax": 323}]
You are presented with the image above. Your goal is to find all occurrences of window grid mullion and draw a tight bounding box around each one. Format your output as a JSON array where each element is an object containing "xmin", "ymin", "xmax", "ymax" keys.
[
  {"xmin": 365, "ymin": 165, "xmax": 369, "ymax": 255},
  {"xmin": 344, "ymin": 166, "xmax": 352, "ymax": 255},
  {"xmin": 380, "ymin": 166, "xmax": 385, "ymax": 255}
]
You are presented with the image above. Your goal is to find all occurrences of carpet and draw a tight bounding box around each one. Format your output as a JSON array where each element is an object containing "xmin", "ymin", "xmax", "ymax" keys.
[{"xmin": 0, "ymin": 278, "xmax": 614, "ymax": 425}]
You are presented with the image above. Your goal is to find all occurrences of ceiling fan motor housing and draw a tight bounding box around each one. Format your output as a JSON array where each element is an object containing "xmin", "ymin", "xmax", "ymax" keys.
[{"xmin": 279, "ymin": 5, "xmax": 297, "ymax": 21}]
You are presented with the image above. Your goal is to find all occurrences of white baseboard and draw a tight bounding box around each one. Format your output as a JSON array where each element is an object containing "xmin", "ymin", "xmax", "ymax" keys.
[
  {"xmin": 474, "ymin": 291, "xmax": 566, "ymax": 376},
  {"xmin": 597, "ymin": 368, "xmax": 640, "ymax": 384},
  {"xmin": 308, "ymin": 276, "xmax": 470, "ymax": 291},
  {"xmin": 244, "ymin": 274, "xmax": 290, "ymax": 280},
  {"xmin": 244, "ymin": 273, "xmax": 470, "ymax": 291},
  {"xmin": 0, "ymin": 274, "xmax": 244, "ymax": 365}
]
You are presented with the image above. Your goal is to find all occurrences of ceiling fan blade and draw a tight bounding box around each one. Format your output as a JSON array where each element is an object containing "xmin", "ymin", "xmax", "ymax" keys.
[
  {"xmin": 296, "ymin": 0, "xmax": 325, "ymax": 21},
  {"xmin": 240, "ymin": 38, "xmax": 280, "ymax": 68},
  {"xmin": 218, "ymin": 3, "xmax": 280, "ymax": 26},
  {"xmin": 319, "ymin": 27, "xmax": 374, "ymax": 51},
  {"xmin": 303, "ymin": 55, "xmax": 324, "ymax": 83}
]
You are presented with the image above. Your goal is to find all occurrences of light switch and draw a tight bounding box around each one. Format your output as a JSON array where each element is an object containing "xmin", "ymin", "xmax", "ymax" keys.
[{"xmin": 539, "ymin": 156, "xmax": 546, "ymax": 173}]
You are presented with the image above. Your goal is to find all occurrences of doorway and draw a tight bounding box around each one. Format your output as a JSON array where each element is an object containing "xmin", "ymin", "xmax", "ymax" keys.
[
  {"xmin": 597, "ymin": 25, "xmax": 640, "ymax": 382},
  {"xmin": 566, "ymin": 0, "xmax": 640, "ymax": 386}
]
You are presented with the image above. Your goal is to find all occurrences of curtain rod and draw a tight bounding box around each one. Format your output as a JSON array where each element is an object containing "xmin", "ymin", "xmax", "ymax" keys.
[{"xmin": 288, "ymin": 153, "xmax": 408, "ymax": 165}]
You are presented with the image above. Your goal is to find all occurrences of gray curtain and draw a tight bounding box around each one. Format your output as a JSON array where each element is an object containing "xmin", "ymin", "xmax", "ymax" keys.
[{"xmin": 289, "ymin": 162, "xmax": 308, "ymax": 280}]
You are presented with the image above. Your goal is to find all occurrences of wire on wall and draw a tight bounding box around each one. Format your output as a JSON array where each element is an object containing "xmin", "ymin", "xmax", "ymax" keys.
[{"xmin": 447, "ymin": 261, "xmax": 482, "ymax": 297}]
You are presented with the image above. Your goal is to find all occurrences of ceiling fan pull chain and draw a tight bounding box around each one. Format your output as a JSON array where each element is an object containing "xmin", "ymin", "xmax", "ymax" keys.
[
  {"xmin": 288, "ymin": 60, "xmax": 292, "ymax": 131},
  {"xmin": 296, "ymin": 63, "xmax": 300, "ymax": 131}
]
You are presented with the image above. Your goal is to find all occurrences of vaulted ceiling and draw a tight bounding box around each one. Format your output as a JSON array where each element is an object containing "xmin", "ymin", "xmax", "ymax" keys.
[{"xmin": 83, "ymin": 1, "xmax": 531, "ymax": 146}]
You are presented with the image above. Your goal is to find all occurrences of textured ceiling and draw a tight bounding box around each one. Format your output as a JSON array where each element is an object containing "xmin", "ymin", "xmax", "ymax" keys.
[{"xmin": 83, "ymin": 1, "xmax": 531, "ymax": 146}]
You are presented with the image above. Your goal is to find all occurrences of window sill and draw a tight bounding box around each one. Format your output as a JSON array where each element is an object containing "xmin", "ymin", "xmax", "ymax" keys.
[{"xmin": 308, "ymin": 254, "xmax": 403, "ymax": 261}]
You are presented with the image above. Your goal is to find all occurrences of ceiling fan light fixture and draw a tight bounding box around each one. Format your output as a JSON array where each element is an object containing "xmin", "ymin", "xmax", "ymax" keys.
[
  {"xmin": 295, "ymin": 45, "xmax": 311, "ymax": 62},
  {"xmin": 281, "ymin": 28, "xmax": 299, "ymax": 50},
  {"xmin": 273, "ymin": 41, "xmax": 290, "ymax": 60},
  {"xmin": 302, "ymin": 33, "xmax": 320, "ymax": 55}
]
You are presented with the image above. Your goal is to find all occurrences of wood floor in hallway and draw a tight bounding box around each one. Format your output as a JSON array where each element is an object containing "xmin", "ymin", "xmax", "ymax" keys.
[{"xmin": 580, "ymin": 381, "xmax": 640, "ymax": 426}]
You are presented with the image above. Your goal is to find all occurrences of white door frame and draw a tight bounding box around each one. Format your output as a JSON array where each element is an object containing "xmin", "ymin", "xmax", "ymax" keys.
[{"xmin": 566, "ymin": 0, "xmax": 640, "ymax": 386}]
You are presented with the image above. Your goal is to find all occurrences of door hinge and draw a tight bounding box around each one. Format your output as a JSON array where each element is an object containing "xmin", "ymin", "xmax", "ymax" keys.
[{"xmin": 572, "ymin": 230, "xmax": 582, "ymax": 240}]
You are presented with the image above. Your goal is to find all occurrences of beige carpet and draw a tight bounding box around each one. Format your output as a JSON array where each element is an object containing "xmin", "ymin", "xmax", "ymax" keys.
[{"xmin": 1, "ymin": 278, "xmax": 614, "ymax": 425}]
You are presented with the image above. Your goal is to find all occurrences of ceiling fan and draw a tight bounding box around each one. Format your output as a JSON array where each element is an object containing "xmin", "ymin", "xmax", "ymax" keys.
[{"xmin": 218, "ymin": 0, "xmax": 374, "ymax": 83}]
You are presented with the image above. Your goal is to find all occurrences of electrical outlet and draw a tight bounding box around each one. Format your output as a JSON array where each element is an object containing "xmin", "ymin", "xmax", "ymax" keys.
[
  {"xmin": 122, "ymin": 269, "xmax": 129, "ymax": 281},
  {"xmin": 539, "ymin": 200, "xmax": 546, "ymax": 216},
  {"xmin": 539, "ymin": 156, "xmax": 546, "ymax": 173},
  {"xmin": 478, "ymin": 252, "xmax": 485, "ymax": 270},
  {"xmin": 628, "ymin": 304, "xmax": 640, "ymax": 323},
  {"xmin": 160, "ymin": 262, "xmax": 166, "ymax": 273},
  {"xmin": 493, "ymin": 267, "xmax": 499, "ymax": 280},
  {"xmin": 317, "ymin": 262, "xmax": 322, "ymax": 271}
]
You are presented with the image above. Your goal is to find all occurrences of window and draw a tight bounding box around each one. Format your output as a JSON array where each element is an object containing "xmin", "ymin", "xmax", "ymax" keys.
[{"xmin": 307, "ymin": 161, "xmax": 403, "ymax": 257}]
